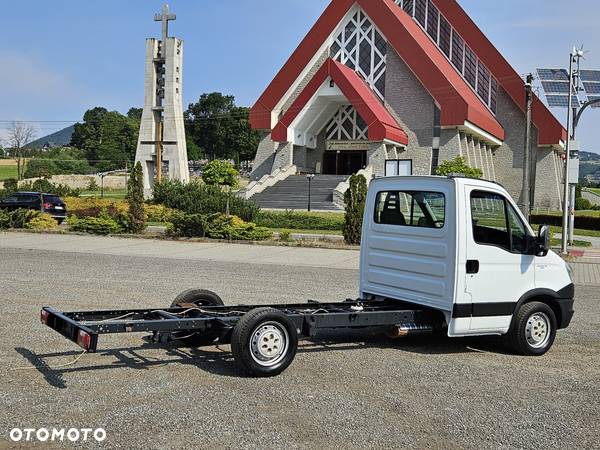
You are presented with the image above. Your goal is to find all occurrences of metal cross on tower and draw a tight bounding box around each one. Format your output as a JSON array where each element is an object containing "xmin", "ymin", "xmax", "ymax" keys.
[{"xmin": 154, "ymin": 4, "xmax": 176, "ymax": 55}]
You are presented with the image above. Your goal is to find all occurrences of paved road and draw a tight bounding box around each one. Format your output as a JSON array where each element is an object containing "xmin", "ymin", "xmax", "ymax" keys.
[
  {"xmin": 0, "ymin": 233, "xmax": 599, "ymax": 449},
  {"xmin": 2, "ymin": 232, "xmax": 599, "ymax": 285}
]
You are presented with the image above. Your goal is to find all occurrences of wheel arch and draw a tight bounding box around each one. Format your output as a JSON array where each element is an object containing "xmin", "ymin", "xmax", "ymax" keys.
[{"xmin": 512, "ymin": 288, "xmax": 567, "ymax": 329}]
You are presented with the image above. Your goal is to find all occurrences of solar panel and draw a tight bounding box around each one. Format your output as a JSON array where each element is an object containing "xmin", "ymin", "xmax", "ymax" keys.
[
  {"xmin": 580, "ymin": 70, "xmax": 600, "ymax": 82},
  {"xmin": 537, "ymin": 68, "xmax": 569, "ymax": 81},
  {"xmin": 583, "ymin": 82, "xmax": 600, "ymax": 94},
  {"xmin": 546, "ymin": 95, "xmax": 579, "ymax": 108},
  {"xmin": 541, "ymin": 81, "xmax": 571, "ymax": 94}
]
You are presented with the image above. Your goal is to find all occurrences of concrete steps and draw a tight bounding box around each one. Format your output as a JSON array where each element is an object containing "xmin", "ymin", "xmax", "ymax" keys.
[{"xmin": 252, "ymin": 175, "xmax": 347, "ymax": 211}]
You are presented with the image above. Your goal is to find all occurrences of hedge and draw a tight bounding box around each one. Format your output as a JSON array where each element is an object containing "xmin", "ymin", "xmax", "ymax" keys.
[
  {"xmin": 0, "ymin": 209, "xmax": 40, "ymax": 229},
  {"xmin": 170, "ymin": 213, "xmax": 272, "ymax": 241},
  {"xmin": 255, "ymin": 210, "xmax": 344, "ymax": 231},
  {"xmin": 26, "ymin": 213, "xmax": 58, "ymax": 230},
  {"xmin": 67, "ymin": 215, "xmax": 124, "ymax": 235},
  {"xmin": 153, "ymin": 179, "xmax": 260, "ymax": 222},
  {"xmin": 530, "ymin": 214, "xmax": 600, "ymax": 231}
]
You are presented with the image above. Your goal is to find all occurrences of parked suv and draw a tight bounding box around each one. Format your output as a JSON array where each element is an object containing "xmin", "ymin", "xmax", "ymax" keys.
[{"xmin": 0, "ymin": 192, "xmax": 67, "ymax": 223}]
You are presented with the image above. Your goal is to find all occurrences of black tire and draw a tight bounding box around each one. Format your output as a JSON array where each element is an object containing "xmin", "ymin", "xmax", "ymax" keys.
[
  {"xmin": 170, "ymin": 289, "xmax": 224, "ymax": 347},
  {"xmin": 231, "ymin": 308, "xmax": 298, "ymax": 377},
  {"xmin": 508, "ymin": 302, "xmax": 557, "ymax": 356}
]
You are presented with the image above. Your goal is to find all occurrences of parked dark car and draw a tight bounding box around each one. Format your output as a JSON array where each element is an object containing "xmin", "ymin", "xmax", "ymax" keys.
[{"xmin": 0, "ymin": 192, "xmax": 67, "ymax": 223}]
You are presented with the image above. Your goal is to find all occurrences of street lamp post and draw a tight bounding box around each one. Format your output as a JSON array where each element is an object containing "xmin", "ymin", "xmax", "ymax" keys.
[{"xmin": 306, "ymin": 174, "xmax": 315, "ymax": 212}]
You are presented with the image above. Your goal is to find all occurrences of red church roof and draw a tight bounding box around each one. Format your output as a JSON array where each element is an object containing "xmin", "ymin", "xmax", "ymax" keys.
[
  {"xmin": 271, "ymin": 58, "xmax": 408, "ymax": 145},
  {"xmin": 433, "ymin": 0, "xmax": 567, "ymax": 146},
  {"xmin": 251, "ymin": 0, "xmax": 566, "ymax": 147}
]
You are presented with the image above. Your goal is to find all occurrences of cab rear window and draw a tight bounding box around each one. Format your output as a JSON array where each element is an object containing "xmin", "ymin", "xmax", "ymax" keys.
[{"xmin": 374, "ymin": 191, "xmax": 445, "ymax": 228}]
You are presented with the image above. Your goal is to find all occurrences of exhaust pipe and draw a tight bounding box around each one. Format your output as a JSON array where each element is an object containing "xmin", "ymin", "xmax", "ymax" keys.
[{"xmin": 386, "ymin": 323, "xmax": 434, "ymax": 339}]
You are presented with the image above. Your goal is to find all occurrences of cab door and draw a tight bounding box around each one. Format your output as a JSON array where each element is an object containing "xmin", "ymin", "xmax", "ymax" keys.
[{"xmin": 463, "ymin": 188, "xmax": 535, "ymax": 333}]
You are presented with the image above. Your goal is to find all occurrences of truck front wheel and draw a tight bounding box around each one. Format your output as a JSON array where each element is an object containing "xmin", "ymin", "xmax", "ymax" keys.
[
  {"xmin": 231, "ymin": 308, "xmax": 298, "ymax": 377},
  {"xmin": 509, "ymin": 302, "xmax": 557, "ymax": 356}
]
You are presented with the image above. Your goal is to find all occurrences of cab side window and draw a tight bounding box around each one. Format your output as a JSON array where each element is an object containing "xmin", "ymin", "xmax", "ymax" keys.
[{"xmin": 470, "ymin": 191, "xmax": 530, "ymax": 254}]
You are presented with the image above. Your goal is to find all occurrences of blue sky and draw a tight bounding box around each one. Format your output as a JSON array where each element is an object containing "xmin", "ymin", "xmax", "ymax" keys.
[{"xmin": 0, "ymin": 0, "xmax": 598, "ymax": 152}]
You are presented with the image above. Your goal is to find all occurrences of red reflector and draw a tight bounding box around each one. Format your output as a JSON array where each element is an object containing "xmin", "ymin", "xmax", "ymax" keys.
[
  {"xmin": 76, "ymin": 330, "xmax": 92, "ymax": 350},
  {"xmin": 41, "ymin": 310, "xmax": 50, "ymax": 324}
]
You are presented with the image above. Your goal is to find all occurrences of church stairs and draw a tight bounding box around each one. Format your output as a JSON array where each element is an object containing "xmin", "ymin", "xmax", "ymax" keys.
[{"xmin": 251, "ymin": 175, "xmax": 347, "ymax": 211}]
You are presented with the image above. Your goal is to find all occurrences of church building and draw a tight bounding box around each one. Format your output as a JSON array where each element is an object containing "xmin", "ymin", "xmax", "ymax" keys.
[{"xmin": 249, "ymin": 0, "xmax": 567, "ymax": 209}]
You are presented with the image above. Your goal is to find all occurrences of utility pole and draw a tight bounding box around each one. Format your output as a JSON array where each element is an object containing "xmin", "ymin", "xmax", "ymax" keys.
[
  {"xmin": 561, "ymin": 51, "xmax": 577, "ymax": 255},
  {"xmin": 521, "ymin": 74, "xmax": 534, "ymax": 220}
]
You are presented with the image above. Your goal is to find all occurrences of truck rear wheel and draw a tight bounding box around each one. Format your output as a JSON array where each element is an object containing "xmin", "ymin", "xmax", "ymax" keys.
[
  {"xmin": 170, "ymin": 289, "xmax": 224, "ymax": 347},
  {"xmin": 231, "ymin": 308, "xmax": 298, "ymax": 377},
  {"xmin": 509, "ymin": 302, "xmax": 557, "ymax": 356}
]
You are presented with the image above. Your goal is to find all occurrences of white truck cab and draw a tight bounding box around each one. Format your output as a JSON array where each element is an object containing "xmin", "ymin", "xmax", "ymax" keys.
[{"xmin": 360, "ymin": 175, "xmax": 575, "ymax": 355}]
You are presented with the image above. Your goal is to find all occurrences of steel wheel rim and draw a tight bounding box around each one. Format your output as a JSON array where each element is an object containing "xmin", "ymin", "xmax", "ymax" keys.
[
  {"xmin": 525, "ymin": 312, "xmax": 551, "ymax": 349},
  {"xmin": 249, "ymin": 321, "xmax": 289, "ymax": 367}
]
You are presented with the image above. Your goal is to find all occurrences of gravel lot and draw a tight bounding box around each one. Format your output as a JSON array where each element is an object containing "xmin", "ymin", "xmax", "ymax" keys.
[{"xmin": 0, "ymin": 247, "xmax": 599, "ymax": 449}]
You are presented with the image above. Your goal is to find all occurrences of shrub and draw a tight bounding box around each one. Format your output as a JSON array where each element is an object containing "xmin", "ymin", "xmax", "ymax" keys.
[
  {"xmin": 202, "ymin": 160, "xmax": 239, "ymax": 188},
  {"xmin": 576, "ymin": 197, "xmax": 593, "ymax": 211},
  {"xmin": 0, "ymin": 209, "xmax": 40, "ymax": 229},
  {"xmin": 279, "ymin": 230, "xmax": 292, "ymax": 242},
  {"xmin": 169, "ymin": 212, "xmax": 208, "ymax": 238},
  {"xmin": 87, "ymin": 179, "xmax": 100, "ymax": 191},
  {"xmin": 3, "ymin": 178, "xmax": 18, "ymax": 192},
  {"xmin": 436, "ymin": 156, "xmax": 483, "ymax": 179},
  {"xmin": 256, "ymin": 211, "xmax": 344, "ymax": 231},
  {"xmin": 153, "ymin": 179, "xmax": 259, "ymax": 222},
  {"xmin": 67, "ymin": 214, "xmax": 124, "ymax": 235},
  {"xmin": 127, "ymin": 162, "xmax": 146, "ymax": 234},
  {"xmin": 26, "ymin": 213, "xmax": 58, "ymax": 230},
  {"xmin": 64, "ymin": 197, "xmax": 128, "ymax": 215},
  {"xmin": 144, "ymin": 204, "xmax": 178, "ymax": 223},
  {"xmin": 170, "ymin": 212, "xmax": 272, "ymax": 241},
  {"xmin": 343, "ymin": 174, "xmax": 368, "ymax": 245}
]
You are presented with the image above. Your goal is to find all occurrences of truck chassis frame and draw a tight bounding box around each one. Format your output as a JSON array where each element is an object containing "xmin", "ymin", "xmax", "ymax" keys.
[{"xmin": 41, "ymin": 300, "xmax": 442, "ymax": 354}]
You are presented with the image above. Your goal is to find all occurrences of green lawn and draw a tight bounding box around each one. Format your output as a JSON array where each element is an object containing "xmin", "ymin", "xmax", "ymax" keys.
[
  {"xmin": 0, "ymin": 165, "xmax": 17, "ymax": 180},
  {"xmin": 80, "ymin": 189, "xmax": 128, "ymax": 199},
  {"xmin": 539, "ymin": 209, "xmax": 600, "ymax": 218},
  {"xmin": 269, "ymin": 228, "xmax": 342, "ymax": 236}
]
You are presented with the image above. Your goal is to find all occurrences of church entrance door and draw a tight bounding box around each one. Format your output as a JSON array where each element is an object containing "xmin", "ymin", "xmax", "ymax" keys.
[{"xmin": 322, "ymin": 150, "xmax": 367, "ymax": 175}]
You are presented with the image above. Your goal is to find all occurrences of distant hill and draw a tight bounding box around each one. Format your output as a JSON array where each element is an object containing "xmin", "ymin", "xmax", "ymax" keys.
[
  {"xmin": 579, "ymin": 151, "xmax": 600, "ymax": 162},
  {"xmin": 26, "ymin": 125, "xmax": 75, "ymax": 149}
]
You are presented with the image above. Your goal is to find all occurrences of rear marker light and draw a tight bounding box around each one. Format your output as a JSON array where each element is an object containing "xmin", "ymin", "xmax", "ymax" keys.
[
  {"xmin": 41, "ymin": 310, "xmax": 50, "ymax": 325},
  {"xmin": 77, "ymin": 330, "xmax": 92, "ymax": 350}
]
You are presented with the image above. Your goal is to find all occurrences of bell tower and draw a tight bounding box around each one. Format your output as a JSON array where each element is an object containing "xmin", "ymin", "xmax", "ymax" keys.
[{"xmin": 135, "ymin": 4, "xmax": 189, "ymax": 198}]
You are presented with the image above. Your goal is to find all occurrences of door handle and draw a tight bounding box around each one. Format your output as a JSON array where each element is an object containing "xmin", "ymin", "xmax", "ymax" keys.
[{"xmin": 466, "ymin": 260, "xmax": 479, "ymax": 274}]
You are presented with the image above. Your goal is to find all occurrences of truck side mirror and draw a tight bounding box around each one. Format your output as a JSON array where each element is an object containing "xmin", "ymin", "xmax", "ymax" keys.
[{"xmin": 536, "ymin": 225, "xmax": 550, "ymax": 257}]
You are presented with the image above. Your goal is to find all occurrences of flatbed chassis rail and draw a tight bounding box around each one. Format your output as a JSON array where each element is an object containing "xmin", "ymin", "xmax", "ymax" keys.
[{"xmin": 41, "ymin": 300, "xmax": 441, "ymax": 354}]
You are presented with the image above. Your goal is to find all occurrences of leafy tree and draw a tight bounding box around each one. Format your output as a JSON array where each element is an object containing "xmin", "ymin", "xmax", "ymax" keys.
[
  {"xmin": 185, "ymin": 93, "xmax": 260, "ymax": 163},
  {"xmin": 24, "ymin": 147, "xmax": 92, "ymax": 178},
  {"xmin": 127, "ymin": 162, "xmax": 146, "ymax": 233},
  {"xmin": 127, "ymin": 108, "xmax": 143, "ymax": 121},
  {"xmin": 343, "ymin": 174, "xmax": 368, "ymax": 245},
  {"xmin": 202, "ymin": 160, "xmax": 239, "ymax": 188},
  {"xmin": 436, "ymin": 156, "xmax": 483, "ymax": 179},
  {"xmin": 186, "ymin": 137, "xmax": 203, "ymax": 161},
  {"xmin": 71, "ymin": 107, "xmax": 139, "ymax": 171}
]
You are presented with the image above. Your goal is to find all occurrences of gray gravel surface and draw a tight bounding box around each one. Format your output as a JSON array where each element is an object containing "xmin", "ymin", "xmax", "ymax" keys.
[{"xmin": 0, "ymin": 247, "xmax": 599, "ymax": 449}]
